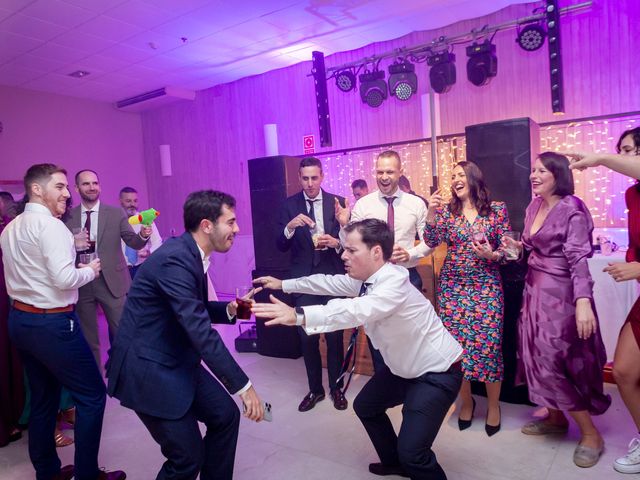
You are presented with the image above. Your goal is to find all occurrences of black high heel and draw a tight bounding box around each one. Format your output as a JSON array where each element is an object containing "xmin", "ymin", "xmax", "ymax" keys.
[
  {"xmin": 458, "ymin": 398, "xmax": 476, "ymax": 431},
  {"xmin": 485, "ymin": 406, "xmax": 501, "ymax": 437}
]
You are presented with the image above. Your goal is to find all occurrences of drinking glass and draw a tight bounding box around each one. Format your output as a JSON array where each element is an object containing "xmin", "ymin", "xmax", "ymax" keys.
[
  {"xmin": 503, "ymin": 231, "xmax": 522, "ymax": 260},
  {"xmin": 235, "ymin": 286, "xmax": 255, "ymax": 320}
]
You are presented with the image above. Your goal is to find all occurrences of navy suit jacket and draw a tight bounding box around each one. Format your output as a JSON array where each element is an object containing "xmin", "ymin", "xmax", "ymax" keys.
[
  {"xmin": 106, "ymin": 232, "xmax": 249, "ymax": 419},
  {"xmin": 276, "ymin": 190, "xmax": 346, "ymax": 278}
]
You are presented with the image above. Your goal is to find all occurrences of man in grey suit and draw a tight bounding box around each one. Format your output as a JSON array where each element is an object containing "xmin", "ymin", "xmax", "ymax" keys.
[{"xmin": 65, "ymin": 169, "xmax": 152, "ymax": 367}]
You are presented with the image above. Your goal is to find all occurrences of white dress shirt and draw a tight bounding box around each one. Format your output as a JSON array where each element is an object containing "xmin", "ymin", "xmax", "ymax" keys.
[
  {"xmin": 346, "ymin": 189, "xmax": 432, "ymax": 268},
  {"xmin": 284, "ymin": 190, "xmax": 325, "ymax": 239},
  {"xmin": 122, "ymin": 216, "xmax": 162, "ymax": 266},
  {"xmin": 283, "ymin": 263, "xmax": 462, "ymax": 379},
  {"xmin": 0, "ymin": 203, "xmax": 95, "ymax": 308}
]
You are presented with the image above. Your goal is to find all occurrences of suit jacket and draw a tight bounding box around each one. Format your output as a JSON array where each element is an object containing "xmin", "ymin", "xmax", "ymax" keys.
[
  {"xmin": 65, "ymin": 203, "xmax": 146, "ymax": 298},
  {"xmin": 276, "ymin": 190, "xmax": 345, "ymax": 278},
  {"xmin": 106, "ymin": 232, "xmax": 248, "ymax": 419}
]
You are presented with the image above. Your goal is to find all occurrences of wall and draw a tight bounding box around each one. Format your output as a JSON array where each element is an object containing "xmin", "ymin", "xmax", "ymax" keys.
[
  {"xmin": 140, "ymin": 0, "xmax": 640, "ymax": 292},
  {"xmin": 0, "ymin": 85, "xmax": 148, "ymax": 219}
]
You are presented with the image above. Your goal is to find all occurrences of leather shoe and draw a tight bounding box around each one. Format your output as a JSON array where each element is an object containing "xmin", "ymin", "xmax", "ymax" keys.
[
  {"xmin": 52, "ymin": 465, "xmax": 74, "ymax": 480},
  {"xmin": 368, "ymin": 462, "xmax": 409, "ymax": 477},
  {"xmin": 330, "ymin": 389, "xmax": 348, "ymax": 410},
  {"xmin": 485, "ymin": 406, "xmax": 501, "ymax": 437},
  {"xmin": 97, "ymin": 470, "xmax": 127, "ymax": 480},
  {"xmin": 458, "ymin": 398, "xmax": 476, "ymax": 431},
  {"xmin": 298, "ymin": 392, "xmax": 325, "ymax": 412}
]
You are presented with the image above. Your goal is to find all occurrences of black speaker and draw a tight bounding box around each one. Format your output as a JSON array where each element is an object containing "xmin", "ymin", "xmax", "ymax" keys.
[{"xmin": 465, "ymin": 118, "xmax": 539, "ymax": 405}]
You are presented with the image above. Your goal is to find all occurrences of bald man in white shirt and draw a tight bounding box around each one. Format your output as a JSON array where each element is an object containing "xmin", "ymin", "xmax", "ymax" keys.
[
  {"xmin": 254, "ymin": 219, "xmax": 462, "ymax": 480},
  {"xmin": 1, "ymin": 164, "xmax": 125, "ymax": 480}
]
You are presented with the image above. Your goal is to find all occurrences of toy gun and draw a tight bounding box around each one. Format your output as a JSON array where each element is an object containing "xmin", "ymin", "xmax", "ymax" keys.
[{"xmin": 128, "ymin": 208, "xmax": 160, "ymax": 226}]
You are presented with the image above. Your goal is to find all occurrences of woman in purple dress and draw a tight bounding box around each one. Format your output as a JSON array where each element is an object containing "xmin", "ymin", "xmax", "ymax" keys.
[{"xmin": 507, "ymin": 152, "xmax": 610, "ymax": 468}]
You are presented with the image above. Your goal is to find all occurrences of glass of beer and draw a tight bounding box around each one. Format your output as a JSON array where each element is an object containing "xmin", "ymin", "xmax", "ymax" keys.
[{"xmin": 235, "ymin": 286, "xmax": 254, "ymax": 320}]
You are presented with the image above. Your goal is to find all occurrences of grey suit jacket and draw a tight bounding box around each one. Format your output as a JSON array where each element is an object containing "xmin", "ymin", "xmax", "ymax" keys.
[{"xmin": 65, "ymin": 203, "xmax": 147, "ymax": 298}]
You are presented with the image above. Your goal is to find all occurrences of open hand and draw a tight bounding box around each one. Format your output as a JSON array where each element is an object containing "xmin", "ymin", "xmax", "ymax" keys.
[
  {"xmin": 575, "ymin": 298, "xmax": 597, "ymax": 340},
  {"xmin": 253, "ymin": 276, "xmax": 283, "ymax": 291},
  {"xmin": 603, "ymin": 261, "xmax": 640, "ymax": 282},
  {"xmin": 334, "ymin": 198, "xmax": 351, "ymax": 227},
  {"xmin": 252, "ymin": 295, "xmax": 297, "ymax": 326}
]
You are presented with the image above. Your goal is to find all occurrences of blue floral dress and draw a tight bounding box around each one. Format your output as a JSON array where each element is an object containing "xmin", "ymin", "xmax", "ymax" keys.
[{"xmin": 424, "ymin": 202, "xmax": 510, "ymax": 382}]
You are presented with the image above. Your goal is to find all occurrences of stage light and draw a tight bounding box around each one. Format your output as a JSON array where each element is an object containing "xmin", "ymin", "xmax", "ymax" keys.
[
  {"xmin": 359, "ymin": 70, "xmax": 387, "ymax": 108},
  {"xmin": 427, "ymin": 52, "xmax": 456, "ymax": 94},
  {"xmin": 516, "ymin": 23, "xmax": 546, "ymax": 51},
  {"xmin": 335, "ymin": 69, "xmax": 356, "ymax": 92},
  {"xmin": 388, "ymin": 60, "xmax": 417, "ymax": 101},
  {"xmin": 466, "ymin": 41, "xmax": 497, "ymax": 87},
  {"xmin": 546, "ymin": 0, "xmax": 564, "ymax": 113}
]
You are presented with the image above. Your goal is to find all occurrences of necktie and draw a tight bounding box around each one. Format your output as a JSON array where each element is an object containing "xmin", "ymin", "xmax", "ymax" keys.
[
  {"xmin": 307, "ymin": 199, "xmax": 321, "ymax": 266},
  {"xmin": 337, "ymin": 282, "xmax": 371, "ymax": 394},
  {"xmin": 84, "ymin": 210, "xmax": 94, "ymax": 253},
  {"xmin": 384, "ymin": 197, "xmax": 396, "ymax": 241},
  {"xmin": 306, "ymin": 199, "xmax": 317, "ymax": 222}
]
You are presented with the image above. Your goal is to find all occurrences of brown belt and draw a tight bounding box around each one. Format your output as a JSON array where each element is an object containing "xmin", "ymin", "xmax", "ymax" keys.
[{"xmin": 12, "ymin": 300, "xmax": 74, "ymax": 314}]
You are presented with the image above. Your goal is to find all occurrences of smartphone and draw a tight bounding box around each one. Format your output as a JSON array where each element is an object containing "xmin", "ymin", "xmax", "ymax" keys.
[{"xmin": 244, "ymin": 401, "xmax": 272, "ymax": 422}]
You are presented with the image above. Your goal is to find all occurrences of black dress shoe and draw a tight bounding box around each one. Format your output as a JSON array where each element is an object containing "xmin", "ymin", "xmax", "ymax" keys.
[
  {"xmin": 485, "ymin": 406, "xmax": 501, "ymax": 437},
  {"xmin": 52, "ymin": 465, "xmax": 74, "ymax": 480},
  {"xmin": 330, "ymin": 389, "xmax": 348, "ymax": 410},
  {"xmin": 298, "ymin": 392, "xmax": 325, "ymax": 412},
  {"xmin": 97, "ymin": 470, "xmax": 127, "ymax": 480},
  {"xmin": 368, "ymin": 462, "xmax": 409, "ymax": 477},
  {"xmin": 458, "ymin": 398, "xmax": 476, "ymax": 431}
]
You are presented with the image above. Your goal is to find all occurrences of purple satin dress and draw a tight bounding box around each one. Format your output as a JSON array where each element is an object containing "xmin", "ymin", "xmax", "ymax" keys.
[{"xmin": 517, "ymin": 195, "xmax": 610, "ymax": 415}]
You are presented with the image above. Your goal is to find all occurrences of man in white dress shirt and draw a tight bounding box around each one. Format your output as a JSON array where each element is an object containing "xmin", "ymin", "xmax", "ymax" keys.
[
  {"xmin": 336, "ymin": 150, "xmax": 433, "ymax": 373},
  {"xmin": 254, "ymin": 219, "xmax": 462, "ymax": 479},
  {"xmin": 119, "ymin": 186, "xmax": 162, "ymax": 279},
  {"xmin": 0, "ymin": 164, "xmax": 125, "ymax": 480}
]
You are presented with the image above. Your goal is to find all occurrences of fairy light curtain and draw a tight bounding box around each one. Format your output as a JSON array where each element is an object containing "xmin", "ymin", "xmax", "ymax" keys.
[{"xmin": 317, "ymin": 115, "xmax": 639, "ymax": 229}]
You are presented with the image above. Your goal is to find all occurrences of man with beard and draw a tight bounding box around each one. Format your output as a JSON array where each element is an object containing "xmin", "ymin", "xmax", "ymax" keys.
[
  {"xmin": 119, "ymin": 186, "xmax": 162, "ymax": 278},
  {"xmin": 64, "ymin": 170, "xmax": 152, "ymax": 367},
  {"xmin": 335, "ymin": 150, "xmax": 432, "ymax": 372},
  {"xmin": 107, "ymin": 190, "xmax": 265, "ymax": 480},
  {"xmin": 276, "ymin": 157, "xmax": 348, "ymax": 412},
  {"xmin": 2, "ymin": 164, "xmax": 124, "ymax": 479}
]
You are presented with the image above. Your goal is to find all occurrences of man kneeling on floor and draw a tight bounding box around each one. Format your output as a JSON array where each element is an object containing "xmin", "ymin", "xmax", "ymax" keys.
[{"xmin": 253, "ymin": 218, "xmax": 463, "ymax": 480}]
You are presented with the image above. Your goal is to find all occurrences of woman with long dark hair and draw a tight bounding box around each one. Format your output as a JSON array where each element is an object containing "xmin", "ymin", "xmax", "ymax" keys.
[
  {"xmin": 424, "ymin": 161, "xmax": 511, "ymax": 436},
  {"xmin": 506, "ymin": 152, "xmax": 610, "ymax": 468}
]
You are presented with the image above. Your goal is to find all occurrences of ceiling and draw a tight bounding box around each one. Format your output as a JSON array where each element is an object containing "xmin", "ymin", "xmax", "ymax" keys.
[{"xmin": 0, "ymin": 0, "xmax": 533, "ymax": 104}]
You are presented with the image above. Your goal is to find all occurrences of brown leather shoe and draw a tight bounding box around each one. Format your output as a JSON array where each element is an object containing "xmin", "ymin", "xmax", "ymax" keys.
[
  {"xmin": 298, "ymin": 392, "xmax": 325, "ymax": 412},
  {"xmin": 52, "ymin": 465, "xmax": 74, "ymax": 480},
  {"xmin": 96, "ymin": 470, "xmax": 127, "ymax": 479},
  {"xmin": 330, "ymin": 389, "xmax": 348, "ymax": 410}
]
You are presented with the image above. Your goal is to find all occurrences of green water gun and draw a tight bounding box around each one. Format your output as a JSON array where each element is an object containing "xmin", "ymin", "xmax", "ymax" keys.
[{"xmin": 128, "ymin": 208, "xmax": 160, "ymax": 226}]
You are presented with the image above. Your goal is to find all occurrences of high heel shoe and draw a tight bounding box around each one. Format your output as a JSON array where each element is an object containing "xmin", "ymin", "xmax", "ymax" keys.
[
  {"xmin": 485, "ymin": 406, "xmax": 501, "ymax": 437},
  {"xmin": 458, "ymin": 398, "xmax": 476, "ymax": 431}
]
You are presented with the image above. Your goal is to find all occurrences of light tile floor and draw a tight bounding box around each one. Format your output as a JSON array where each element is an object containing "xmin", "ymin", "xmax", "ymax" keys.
[{"xmin": 0, "ymin": 319, "xmax": 636, "ymax": 479}]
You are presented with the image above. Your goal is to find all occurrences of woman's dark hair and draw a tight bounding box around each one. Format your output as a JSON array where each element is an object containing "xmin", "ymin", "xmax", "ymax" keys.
[
  {"xmin": 538, "ymin": 152, "xmax": 575, "ymax": 196},
  {"xmin": 616, "ymin": 127, "xmax": 640, "ymax": 154},
  {"xmin": 343, "ymin": 218, "xmax": 393, "ymax": 261},
  {"xmin": 183, "ymin": 190, "xmax": 236, "ymax": 232},
  {"xmin": 449, "ymin": 161, "xmax": 491, "ymax": 217}
]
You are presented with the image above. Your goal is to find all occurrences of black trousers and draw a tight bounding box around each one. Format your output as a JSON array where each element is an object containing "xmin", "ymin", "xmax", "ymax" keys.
[
  {"xmin": 136, "ymin": 366, "xmax": 240, "ymax": 480},
  {"xmin": 296, "ymin": 294, "xmax": 344, "ymax": 394},
  {"xmin": 353, "ymin": 363, "xmax": 462, "ymax": 480}
]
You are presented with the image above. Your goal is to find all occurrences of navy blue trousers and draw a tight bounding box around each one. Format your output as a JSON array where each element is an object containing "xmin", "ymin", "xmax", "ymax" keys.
[
  {"xmin": 9, "ymin": 308, "xmax": 106, "ymax": 480},
  {"xmin": 353, "ymin": 364, "xmax": 462, "ymax": 480}
]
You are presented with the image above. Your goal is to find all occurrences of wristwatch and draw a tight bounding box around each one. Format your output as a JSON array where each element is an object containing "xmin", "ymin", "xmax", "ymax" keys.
[{"xmin": 295, "ymin": 306, "xmax": 305, "ymax": 326}]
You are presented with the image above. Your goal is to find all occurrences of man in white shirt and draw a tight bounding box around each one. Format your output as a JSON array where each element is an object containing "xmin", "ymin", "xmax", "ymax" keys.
[
  {"xmin": 336, "ymin": 150, "xmax": 433, "ymax": 372},
  {"xmin": 253, "ymin": 219, "xmax": 462, "ymax": 479},
  {"xmin": 119, "ymin": 186, "xmax": 163, "ymax": 278},
  {"xmin": 0, "ymin": 164, "xmax": 124, "ymax": 480}
]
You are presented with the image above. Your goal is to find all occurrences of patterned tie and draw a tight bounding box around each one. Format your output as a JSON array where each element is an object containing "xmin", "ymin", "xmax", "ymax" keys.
[
  {"xmin": 384, "ymin": 197, "xmax": 396, "ymax": 241},
  {"xmin": 337, "ymin": 282, "xmax": 371, "ymax": 394}
]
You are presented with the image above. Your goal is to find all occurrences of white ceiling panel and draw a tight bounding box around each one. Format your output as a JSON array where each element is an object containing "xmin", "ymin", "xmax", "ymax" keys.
[{"xmin": 0, "ymin": 0, "xmax": 535, "ymax": 104}]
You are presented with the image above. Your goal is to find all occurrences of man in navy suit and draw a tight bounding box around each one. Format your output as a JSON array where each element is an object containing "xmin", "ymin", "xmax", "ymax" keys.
[
  {"xmin": 107, "ymin": 190, "xmax": 264, "ymax": 480},
  {"xmin": 276, "ymin": 157, "xmax": 347, "ymax": 412}
]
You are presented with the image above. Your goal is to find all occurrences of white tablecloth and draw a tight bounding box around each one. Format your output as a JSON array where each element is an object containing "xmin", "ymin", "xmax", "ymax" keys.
[{"xmin": 588, "ymin": 252, "xmax": 639, "ymax": 362}]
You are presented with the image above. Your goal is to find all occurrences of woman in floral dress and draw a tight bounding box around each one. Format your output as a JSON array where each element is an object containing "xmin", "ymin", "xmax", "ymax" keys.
[{"xmin": 424, "ymin": 161, "xmax": 510, "ymax": 437}]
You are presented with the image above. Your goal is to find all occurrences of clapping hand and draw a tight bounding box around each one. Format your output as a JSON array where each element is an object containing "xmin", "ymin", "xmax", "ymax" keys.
[{"xmin": 334, "ymin": 198, "xmax": 351, "ymax": 227}]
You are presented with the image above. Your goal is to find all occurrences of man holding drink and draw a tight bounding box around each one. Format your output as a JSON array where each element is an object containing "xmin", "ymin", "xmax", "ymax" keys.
[{"xmin": 276, "ymin": 157, "xmax": 348, "ymax": 412}]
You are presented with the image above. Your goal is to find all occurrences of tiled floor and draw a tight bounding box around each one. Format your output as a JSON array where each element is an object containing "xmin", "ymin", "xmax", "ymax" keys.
[{"xmin": 0, "ymin": 319, "xmax": 636, "ymax": 479}]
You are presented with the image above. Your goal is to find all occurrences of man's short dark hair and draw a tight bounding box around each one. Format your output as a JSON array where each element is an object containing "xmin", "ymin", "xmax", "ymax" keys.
[
  {"xmin": 119, "ymin": 186, "xmax": 137, "ymax": 196},
  {"xmin": 344, "ymin": 218, "xmax": 393, "ymax": 261},
  {"xmin": 24, "ymin": 164, "xmax": 67, "ymax": 200},
  {"xmin": 299, "ymin": 157, "xmax": 323, "ymax": 172},
  {"xmin": 75, "ymin": 169, "xmax": 99, "ymax": 185},
  {"xmin": 538, "ymin": 152, "xmax": 575, "ymax": 197},
  {"xmin": 377, "ymin": 150, "xmax": 401, "ymax": 169},
  {"xmin": 183, "ymin": 190, "xmax": 236, "ymax": 232},
  {"xmin": 351, "ymin": 179, "xmax": 368, "ymax": 190}
]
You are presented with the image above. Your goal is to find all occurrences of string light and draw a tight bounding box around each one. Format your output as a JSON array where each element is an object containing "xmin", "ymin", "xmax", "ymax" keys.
[{"xmin": 317, "ymin": 115, "xmax": 638, "ymax": 228}]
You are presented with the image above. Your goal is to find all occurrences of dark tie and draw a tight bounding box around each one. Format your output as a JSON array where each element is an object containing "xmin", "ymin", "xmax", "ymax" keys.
[
  {"xmin": 84, "ymin": 210, "xmax": 94, "ymax": 254},
  {"xmin": 337, "ymin": 282, "xmax": 371, "ymax": 394},
  {"xmin": 384, "ymin": 197, "xmax": 396, "ymax": 241},
  {"xmin": 307, "ymin": 199, "xmax": 321, "ymax": 266}
]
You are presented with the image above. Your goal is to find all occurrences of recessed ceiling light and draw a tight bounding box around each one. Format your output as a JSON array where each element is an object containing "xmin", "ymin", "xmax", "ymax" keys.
[{"xmin": 68, "ymin": 70, "xmax": 90, "ymax": 78}]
